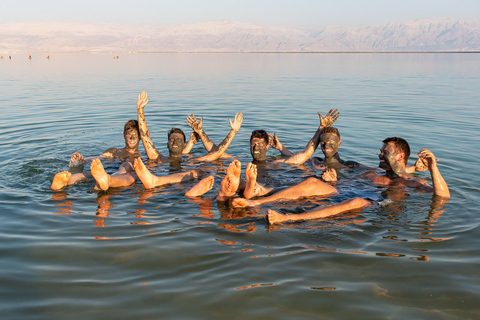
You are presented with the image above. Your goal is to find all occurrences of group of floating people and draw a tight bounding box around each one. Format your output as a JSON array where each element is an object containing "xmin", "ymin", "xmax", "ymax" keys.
[{"xmin": 51, "ymin": 90, "xmax": 450, "ymax": 225}]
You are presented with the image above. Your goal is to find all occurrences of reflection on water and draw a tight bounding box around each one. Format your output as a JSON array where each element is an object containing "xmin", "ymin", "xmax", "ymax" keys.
[{"xmin": 1, "ymin": 53, "xmax": 480, "ymax": 319}]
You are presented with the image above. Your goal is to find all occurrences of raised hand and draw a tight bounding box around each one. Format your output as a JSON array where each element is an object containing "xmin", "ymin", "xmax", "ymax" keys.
[
  {"xmin": 418, "ymin": 148, "xmax": 438, "ymax": 171},
  {"xmin": 268, "ymin": 133, "xmax": 282, "ymax": 150},
  {"xmin": 137, "ymin": 90, "xmax": 149, "ymax": 110},
  {"xmin": 186, "ymin": 114, "xmax": 203, "ymax": 134},
  {"xmin": 228, "ymin": 112, "xmax": 243, "ymax": 132},
  {"xmin": 322, "ymin": 168, "xmax": 337, "ymax": 182},
  {"xmin": 318, "ymin": 109, "xmax": 340, "ymax": 128},
  {"xmin": 414, "ymin": 154, "xmax": 439, "ymax": 172}
]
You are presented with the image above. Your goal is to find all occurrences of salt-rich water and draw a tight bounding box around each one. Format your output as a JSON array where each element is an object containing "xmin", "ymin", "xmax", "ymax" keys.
[{"xmin": 0, "ymin": 53, "xmax": 479, "ymax": 319}]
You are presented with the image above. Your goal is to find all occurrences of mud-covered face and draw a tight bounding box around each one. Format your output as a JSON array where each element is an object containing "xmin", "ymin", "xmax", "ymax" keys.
[
  {"xmin": 168, "ymin": 132, "xmax": 185, "ymax": 156},
  {"xmin": 124, "ymin": 129, "xmax": 140, "ymax": 151},
  {"xmin": 321, "ymin": 133, "xmax": 341, "ymax": 158},
  {"xmin": 250, "ymin": 137, "xmax": 269, "ymax": 161},
  {"xmin": 379, "ymin": 142, "xmax": 399, "ymax": 170}
]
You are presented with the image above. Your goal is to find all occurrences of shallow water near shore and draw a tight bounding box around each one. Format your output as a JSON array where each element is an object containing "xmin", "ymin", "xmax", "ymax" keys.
[{"xmin": 1, "ymin": 52, "xmax": 480, "ymax": 319}]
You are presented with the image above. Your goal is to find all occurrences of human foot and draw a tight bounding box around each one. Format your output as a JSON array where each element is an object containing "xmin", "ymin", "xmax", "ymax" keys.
[
  {"xmin": 231, "ymin": 197, "xmax": 257, "ymax": 207},
  {"xmin": 243, "ymin": 162, "xmax": 257, "ymax": 199},
  {"xmin": 91, "ymin": 158, "xmax": 111, "ymax": 191},
  {"xmin": 185, "ymin": 176, "xmax": 215, "ymax": 197},
  {"xmin": 51, "ymin": 171, "xmax": 72, "ymax": 190},
  {"xmin": 133, "ymin": 157, "xmax": 157, "ymax": 189},
  {"xmin": 267, "ymin": 209, "xmax": 288, "ymax": 224},
  {"xmin": 226, "ymin": 160, "xmax": 241, "ymax": 190},
  {"xmin": 217, "ymin": 160, "xmax": 242, "ymax": 201}
]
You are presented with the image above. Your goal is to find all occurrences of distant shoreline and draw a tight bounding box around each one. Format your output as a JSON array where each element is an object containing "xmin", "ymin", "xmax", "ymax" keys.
[{"xmin": 2, "ymin": 51, "xmax": 480, "ymax": 54}]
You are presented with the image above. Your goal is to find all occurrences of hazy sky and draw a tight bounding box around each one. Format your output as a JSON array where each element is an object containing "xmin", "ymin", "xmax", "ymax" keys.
[{"xmin": 2, "ymin": 0, "xmax": 479, "ymax": 26}]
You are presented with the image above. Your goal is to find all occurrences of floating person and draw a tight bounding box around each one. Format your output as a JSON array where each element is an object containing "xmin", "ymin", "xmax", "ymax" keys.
[
  {"xmin": 364, "ymin": 137, "xmax": 450, "ymax": 198},
  {"xmin": 51, "ymin": 119, "xmax": 142, "ymax": 190},
  {"xmin": 137, "ymin": 90, "xmax": 232, "ymax": 163},
  {"xmin": 267, "ymin": 137, "xmax": 450, "ymax": 224},
  {"xmin": 1, "ymin": 56, "xmax": 3, "ymax": 59},
  {"xmin": 267, "ymin": 198, "xmax": 372, "ymax": 224},
  {"xmin": 186, "ymin": 109, "xmax": 339, "ymax": 164},
  {"xmin": 231, "ymin": 174, "xmax": 337, "ymax": 208},
  {"xmin": 47, "ymin": 55, "xmax": 50, "ymax": 59},
  {"xmin": 312, "ymin": 126, "xmax": 433, "ymax": 181},
  {"xmin": 28, "ymin": 55, "xmax": 32, "ymax": 60},
  {"xmin": 186, "ymin": 110, "xmax": 339, "ymax": 198}
]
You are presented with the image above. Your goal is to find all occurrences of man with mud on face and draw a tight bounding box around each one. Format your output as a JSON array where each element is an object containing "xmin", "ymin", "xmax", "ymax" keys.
[
  {"xmin": 51, "ymin": 119, "xmax": 142, "ymax": 190},
  {"xmin": 363, "ymin": 137, "xmax": 450, "ymax": 197}
]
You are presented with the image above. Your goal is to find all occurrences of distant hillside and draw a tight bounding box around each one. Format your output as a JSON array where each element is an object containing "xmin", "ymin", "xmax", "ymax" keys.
[{"xmin": 1, "ymin": 18, "xmax": 479, "ymax": 52}]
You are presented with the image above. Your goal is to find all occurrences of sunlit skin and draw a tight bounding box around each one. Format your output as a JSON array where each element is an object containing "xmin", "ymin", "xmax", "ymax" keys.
[
  {"xmin": 51, "ymin": 121, "xmax": 141, "ymax": 190},
  {"xmin": 133, "ymin": 157, "xmax": 203, "ymax": 189},
  {"xmin": 243, "ymin": 162, "xmax": 274, "ymax": 199},
  {"xmin": 364, "ymin": 141, "xmax": 450, "ymax": 198},
  {"xmin": 231, "ymin": 177, "xmax": 338, "ymax": 208},
  {"xmin": 136, "ymin": 90, "xmax": 200, "ymax": 162},
  {"xmin": 185, "ymin": 176, "xmax": 215, "ymax": 197},
  {"xmin": 50, "ymin": 171, "xmax": 72, "ymax": 190},
  {"xmin": 275, "ymin": 109, "xmax": 340, "ymax": 165},
  {"xmin": 90, "ymin": 158, "xmax": 136, "ymax": 191},
  {"xmin": 267, "ymin": 197, "xmax": 372, "ymax": 224},
  {"xmin": 187, "ymin": 110, "xmax": 339, "ymax": 199},
  {"xmin": 138, "ymin": 90, "xmax": 242, "ymax": 163},
  {"xmin": 217, "ymin": 160, "xmax": 242, "ymax": 201}
]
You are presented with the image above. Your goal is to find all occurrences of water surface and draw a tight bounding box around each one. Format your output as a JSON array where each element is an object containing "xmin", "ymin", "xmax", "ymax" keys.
[{"xmin": 1, "ymin": 53, "xmax": 479, "ymax": 319}]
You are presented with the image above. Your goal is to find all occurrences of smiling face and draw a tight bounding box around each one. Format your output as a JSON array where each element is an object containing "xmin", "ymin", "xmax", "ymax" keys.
[
  {"xmin": 250, "ymin": 137, "xmax": 269, "ymax": 161},
  {"xmin": 168, "ymin": 132, "xmax": 186, "ymax": 156},
  {"xmin": 321, "ymin": 132, "xmax": 341, "ymax": 158},
  {"xmin": 124, "ymin": 129, "xmax": 140, "ymax": 151}
]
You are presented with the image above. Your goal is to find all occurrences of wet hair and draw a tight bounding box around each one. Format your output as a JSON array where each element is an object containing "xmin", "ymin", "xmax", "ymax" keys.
[
  {"xmin": 383, "ymin": 137, "xmax": 410, "ymax": 165},
  {"xmin": 168, "ymin": 128, "xmax": 186, "ymax": 142},
  {"xmin": 250, "ymin": 130, "xmax": 269, "ymax": 144},
  {"xmin": 124, "ymin": 119, "xmax": 139, "ymax": 135},
  {"xmin": 321, "ymin": 126, "xmax": 340, "ymax": 139}
]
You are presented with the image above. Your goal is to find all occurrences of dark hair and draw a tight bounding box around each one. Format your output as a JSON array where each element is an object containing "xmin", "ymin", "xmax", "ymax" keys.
[
  {"xmin": 321, "ymin": 126, "xmax": 340, "ymax": 139},
  {"xmin": 382, "ymin": 137, "xmax": 410, "ymax": 165},
  {"xmin": 168, "ymin": 128, "xmax": 186, "ymax": 141},
  {"xmin": 124, "ymin": 119, "xmax": 139, "ymax": 135},
  {"xmin": 250, "ymin": 130, "xmax": 269, "ymax": 144}
]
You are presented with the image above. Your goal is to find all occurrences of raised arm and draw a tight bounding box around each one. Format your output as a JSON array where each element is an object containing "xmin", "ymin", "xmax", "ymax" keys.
[
  {"xmin": 182, "ymin": 132, "xmax": 200, "ymax": 154},
  {"xmin": 282, "ymin": 109, "xmax": 339, "ymax": 165},
  {"xmin": 137, "ymin": 91, "xmax": 162, "ymax": 160},
  {"xmin": 269, "ymin": 133, "xmax": 294, "ymax": 157},
  {"xmin": 196, "ymin": 113, "xmax": 243, "ymax": 162},
  {"xmin": 419, "ymin": 149, "xmax": 450, "ymax": 198},
  {"xmin": 186, "ymin": 114, "xmax": 217, "ymax": 152}
]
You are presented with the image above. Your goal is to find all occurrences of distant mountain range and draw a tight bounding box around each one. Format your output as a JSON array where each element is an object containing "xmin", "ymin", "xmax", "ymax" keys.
[{"xmin": 1, "ymin": 18, "xmax": 479, "ymax": 52}]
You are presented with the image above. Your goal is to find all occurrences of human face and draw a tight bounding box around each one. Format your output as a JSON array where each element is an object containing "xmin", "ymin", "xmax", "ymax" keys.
[
  {"xmin": 124, "ymin": 129, "xmax": 140, "ymax": 150},
  {"xmin": 250, "ymin": 137, "xmax": 269, "ymax": 161},
  {"xmin": 168, "ymin": 132, "xmax": 185, "ymax": 156},
  {"xmin": 379, "ymin": 142, "xmax": 398, "ymax": 170},
  {"xmin": 321, "ymin": 133, "xmax": 341, "ymax": 158}
]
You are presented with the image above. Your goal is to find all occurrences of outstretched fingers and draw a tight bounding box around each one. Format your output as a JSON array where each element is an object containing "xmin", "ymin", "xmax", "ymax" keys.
[
  {"xmin": 137, "ymin": 90, "xmax": 149, "ymax": 110},
  {"xmin": 229, "ymin": 112, "xmax": 243, "ymax": 131}
]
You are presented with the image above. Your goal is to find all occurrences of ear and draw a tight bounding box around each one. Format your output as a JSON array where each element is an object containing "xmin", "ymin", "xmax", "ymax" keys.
[
  {"xmin": 338, "ymin": 139, "xmax": 342, "ymax": 147},
  {"xmin": 396, "ymin": 152, "xmax": 405, "ymax": 164}
]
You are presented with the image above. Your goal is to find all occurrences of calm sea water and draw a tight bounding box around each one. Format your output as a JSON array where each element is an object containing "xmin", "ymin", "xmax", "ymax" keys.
[{"xmin": 1, "ymin": 53, "xmax": 479, "ymax": 319}]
